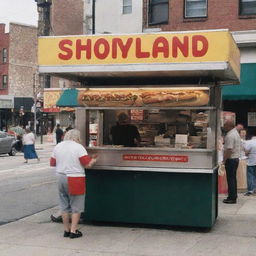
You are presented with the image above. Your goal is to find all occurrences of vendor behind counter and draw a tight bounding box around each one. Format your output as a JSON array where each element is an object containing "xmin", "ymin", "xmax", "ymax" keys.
[{"xmin": 110, "ymin": 112, "xmax": 141, "ymax": 147}]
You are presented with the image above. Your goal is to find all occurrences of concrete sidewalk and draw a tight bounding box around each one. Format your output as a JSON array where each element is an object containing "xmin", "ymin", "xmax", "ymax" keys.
[
  {"xmin": 1, "ymin": 194, "xmax": 256, "ymax": 256},
  {"xmin": 35, "ymin": 135, "xmax": 55, "ymax": 150}
]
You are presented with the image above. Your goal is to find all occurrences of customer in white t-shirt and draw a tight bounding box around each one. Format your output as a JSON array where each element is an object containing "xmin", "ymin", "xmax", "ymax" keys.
[
  {"xmin": 50, "ymin": 129, "xmax": 97, "ymax": 239},
  {"xmin": 244, "ymin": 136, "xmax": 256, "ymax": 196}
]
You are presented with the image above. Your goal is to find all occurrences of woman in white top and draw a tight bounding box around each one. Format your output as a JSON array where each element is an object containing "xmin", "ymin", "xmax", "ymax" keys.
[
  {"xmin": 22, "ymin": 128, "xmax": 39, "ymax": 163},
  {"xmin": 50, "ymin": 129, "xmax": 97, "ymax": 239}
]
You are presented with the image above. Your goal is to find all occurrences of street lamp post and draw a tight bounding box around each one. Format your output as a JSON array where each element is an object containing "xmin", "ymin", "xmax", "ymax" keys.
[
  {"xmin": 92, "ymin": 0, "xmax": 96, "ymax": 34},
  {"xmin": 35, "ymin": 0, "xmax": 52, "ymax": 144}
]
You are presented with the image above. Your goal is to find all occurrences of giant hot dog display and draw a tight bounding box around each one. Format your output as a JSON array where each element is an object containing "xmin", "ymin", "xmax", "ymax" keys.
[{"xmin": 78, "ymin": 87, "xmax": 209, "ymax": 107}]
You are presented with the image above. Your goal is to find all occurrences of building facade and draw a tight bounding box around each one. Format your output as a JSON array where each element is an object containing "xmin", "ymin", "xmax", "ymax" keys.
[
  {"xmin": 0, "ymin": 23, "xmax": 38, "ymax": 130},
  {"xmin": 143, "ymin": 0, "xmax": 256, "ymax": 32},
  {"xmin": 94, "ymin": 0, "xmax": 143, "ymax": 34},
  {"xmin": 36, "ymin": 0, "xmax": 85, "ymax": 130},
  {"xmin": 143, "ymin": 0, "xmax": 256, "ymax": 136}
]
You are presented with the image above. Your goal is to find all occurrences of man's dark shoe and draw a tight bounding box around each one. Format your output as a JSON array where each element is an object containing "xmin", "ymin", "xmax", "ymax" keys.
[
  {"xmin": 50, "ymin": 214, "xmax": 62, "ymax": 223},
  {"xmin": 69, "ymin": 230, "xmax": 83, "ymax": 239},
  {"xmin": 223, "ymin": 199, "xmax": 237, "ymax": 204},
  {"xmin": 63, "ymin": 231, "xmax": 70, "ymax": 237}
]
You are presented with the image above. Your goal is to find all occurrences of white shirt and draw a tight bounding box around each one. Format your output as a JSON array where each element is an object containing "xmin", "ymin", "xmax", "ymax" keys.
[
  {"xmin": 224, "ymin": 128, "xmax": 241, "ymax": 159},
  {"xmin": 240, "ymin": 139, "xmax": 247, "ymax": 160},
  {"xmin": 244, "ymin": 139, "xmax": 256, "ymax": 166},
  {"xmin": 51, "ymin": 140, "xmax": 88, "ymax": 176},
  {"xmin": 23, "ymin": 132, "xmax": 35, "ymax": 145}
]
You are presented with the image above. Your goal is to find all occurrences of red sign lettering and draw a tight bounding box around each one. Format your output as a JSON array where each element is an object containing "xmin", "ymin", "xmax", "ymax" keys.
[
  {"xmin": 152, "ymin": 37, "xmax": 169, "ymax": 58},
  {"xmin": 76, "ymin": 39, "xmax": 92, "ymax": 59},
  {"xmin": 94, "ymin": 38, "xmax": 110, "ymax": 59},
  {"xmin": 192, "ymin": 35, "xmax": 208, "ymax": 57},
  {"xmin": 112, "ymin": 38, "xmax": 133, "ymax": 59},
  {"xmin": 172, "ymin": 36, "xmax": 189, "ymax": 58},
  {"xmin": 123, "ymin": 154, "xmax": 188, "ymax": 162},
  {"xmin": 135, "ymin": 38, "xmax": 150, "ymax": 58},
  {"xmin": 58, "ymin": 39, "xmax": 73, "ymax": 60}
]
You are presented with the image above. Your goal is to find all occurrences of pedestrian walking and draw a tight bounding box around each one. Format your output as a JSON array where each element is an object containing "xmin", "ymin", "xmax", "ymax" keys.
[
  {"xmin": 223, "ymin": 120, "xmax": 241, "ymax": 204},
  {"xmin": 22, "ymin": 128, "xmax": 39, "ymax": 163},
  {"xmin": 244, "ymin": 136, "xmax": 256, "ymax": 196},
  {"xmin": 50, "ymin": 129, "xmax": 97, "ymax": 239},
  {"xmin": 55, "ymin": 124, "xmax": 64, "ymax": 144}
]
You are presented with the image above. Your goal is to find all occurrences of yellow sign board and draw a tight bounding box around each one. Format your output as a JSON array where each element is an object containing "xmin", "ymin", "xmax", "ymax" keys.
[
  {"xmin": 38, "ymin": 30, "xmax": 240, "ymax": 80},
  {"xmin": 39, "ymin": 31, "xmax": 240, "ymax": 64}
]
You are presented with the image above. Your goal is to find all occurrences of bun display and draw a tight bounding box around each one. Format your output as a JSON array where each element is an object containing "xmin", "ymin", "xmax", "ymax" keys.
[
  {"xmin": 139, "ymin": 89, "xmax": 209, "ymax": 107},
  {"xmin": 78, "ymin": 90, "xmax": 138, "ymax": 107},
  {"xmin": 78, "ymin": 88, "xmax": 209, "ymax": 107}
]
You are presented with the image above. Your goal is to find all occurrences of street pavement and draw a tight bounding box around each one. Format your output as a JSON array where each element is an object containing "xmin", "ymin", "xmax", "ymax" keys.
[
  {"xmin": 0, "ymin": 137, "xmax": 57, "ymax": 224},
  {"xmin": 1, "ymin": 139, "xmax": 256, "ymax": 255},
  {"xmin": 1, "ymin": 192, "xmax": 256, "ymax": 255}
]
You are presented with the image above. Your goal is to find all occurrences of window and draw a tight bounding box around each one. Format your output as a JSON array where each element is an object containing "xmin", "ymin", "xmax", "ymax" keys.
[
  {"xmin": 185, "ymin": 0, "xmax": 207, "ymax": 18},
  {"xmin": 2, "ymin": 48, "xmax": 7, "ymax": 63},
  {"xmin": 45, "ymin": 75, "xmax": 51, "ymax": 88},
  {"xmin": 123, "ymin": 0, "xmax": 132, "ymax": 14},
  {"xmin": 239, "ymin": 0, "xmax": 256, "ymax": 15},
  {"xmin": 149, "ymin": 0, "xmax": 169, "ymax": 25},
  {"xmin": 1, "ymin": 75, "xmax": 8, "ymax": 89}
]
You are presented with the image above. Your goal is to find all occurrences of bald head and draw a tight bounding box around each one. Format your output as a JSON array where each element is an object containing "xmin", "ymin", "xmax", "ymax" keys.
[{"xmin": 224, "ymin": 120, "xmax": 235, "ymax": 132}]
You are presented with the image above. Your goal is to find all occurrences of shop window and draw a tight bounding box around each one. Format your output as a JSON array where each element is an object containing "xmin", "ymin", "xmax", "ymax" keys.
[
  {"xmin": 45, "ymin": 75, "xmax": 51, "ymax": 88},
  {"xmin": 184, "ymin": 0, "xmax": 207, "ymax": 18},
  {"xmin": 239, "ymin": 0, "xmax": 256, "ymax": 15},
  {"xmin": 123, "ymin": 0, "xmax": 132, "ymax": 14},
  {"xmin": 2, "ymin": 48, "xmax": 7, "ymax": 63},
  {"xmin": 149, "ymin": 0, "xmax": 169, "ymax": 25},
  {"xmin": 1, "ymin": 75, "xmax": 8, "ymax": 89}
]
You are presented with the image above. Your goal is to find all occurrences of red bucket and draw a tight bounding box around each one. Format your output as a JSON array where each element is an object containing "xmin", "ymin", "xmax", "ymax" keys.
[{"xmin": 218, "ymin": 175, "xmax": 228, "ymax": 194}]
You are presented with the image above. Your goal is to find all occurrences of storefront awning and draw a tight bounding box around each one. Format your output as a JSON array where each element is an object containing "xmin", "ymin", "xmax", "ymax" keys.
[
  {"xmin": 222, "ymin": 63, "xmax": 256, "ymax": 100},
  {"xmin": 56, "ymin": 88, "xmax": 79, "ymax": 107},
  {"xmin": 14, "ymin": 97, "xmax": 34, "ymax": 111}
]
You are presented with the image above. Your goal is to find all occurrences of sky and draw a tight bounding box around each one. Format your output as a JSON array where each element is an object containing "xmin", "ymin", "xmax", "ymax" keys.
[{"xmin": 0, "ymin": 0, "xmax": 38, "ymax": 32}]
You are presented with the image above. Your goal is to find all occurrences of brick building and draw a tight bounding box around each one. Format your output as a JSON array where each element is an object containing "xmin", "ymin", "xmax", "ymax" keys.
[
  {"xmin": 36, "ymin": 0, "xmax": 84, "ymax": 130},
  {"xmin": 143, "ymin": 0, "xmax": 256, "ymax": 135},
  {"xmin": 143, "ymin": 0, "xmax": 256, "ymax": 31},
  {"xmin": 0, "ymin": 23, "xmax": 38, "ymax": 130}
]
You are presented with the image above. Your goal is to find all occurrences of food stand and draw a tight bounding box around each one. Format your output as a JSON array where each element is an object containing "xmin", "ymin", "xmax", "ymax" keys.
[{"xmin": 38, "ymin": 29, "xmax": 240, "ymax": 228}]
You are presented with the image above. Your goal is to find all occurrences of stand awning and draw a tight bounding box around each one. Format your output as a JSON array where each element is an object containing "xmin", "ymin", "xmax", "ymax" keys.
[{"xmin": 56, "ymin": 88, "xmax": 79, "ymax": 107}]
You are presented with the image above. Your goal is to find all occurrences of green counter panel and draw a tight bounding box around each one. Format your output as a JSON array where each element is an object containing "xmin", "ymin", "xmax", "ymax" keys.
[{"xmin": 84, "ymin": 169, "xmax": 218, "ymax": 228}]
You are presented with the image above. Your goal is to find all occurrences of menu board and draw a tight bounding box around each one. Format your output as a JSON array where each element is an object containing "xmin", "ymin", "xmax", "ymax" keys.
[
  {"xmin": 130, "ymin": 110, "xmax": 144, "ymax": 121},
  {"xmin": 248, "ymin": 112, "xmax": 256, "ymax": 127}
]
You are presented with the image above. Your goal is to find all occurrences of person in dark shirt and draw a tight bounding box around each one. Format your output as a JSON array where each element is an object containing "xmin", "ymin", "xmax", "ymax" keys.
[
  {"xmin": 55, "ymin": 124, "xmax": 64, "ymax": 144},
  {"xmin": 111, "ymin": 112, "xmax": 141, "ymax": 147}
]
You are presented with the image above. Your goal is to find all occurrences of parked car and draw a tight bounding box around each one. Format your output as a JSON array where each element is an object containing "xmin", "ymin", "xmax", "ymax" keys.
[{"xmin": 0, "ymin": 131, "xmax": 17, "ymax": 156}]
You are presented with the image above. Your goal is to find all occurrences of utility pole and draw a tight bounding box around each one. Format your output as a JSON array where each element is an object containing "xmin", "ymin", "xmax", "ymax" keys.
[
  {"xmin": 33, "ymin": 73, "xmax": 37, "ymax": 134},
  {"xmin": 35, "ymin": 0, "xmax": 52, "ymax": 144},
  {"xmin": 92, "ymin": 0, "xmax": 96, "ymax": 34}
]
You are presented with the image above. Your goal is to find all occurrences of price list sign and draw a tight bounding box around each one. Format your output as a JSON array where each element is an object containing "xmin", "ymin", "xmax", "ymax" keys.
[
  {"xmin": 248, "ymin": 112, "xmax": 256, "ymax": 127},
  {"xmin": 130, "ymin": 110, "xmax": 144, "ymax": 121}
]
